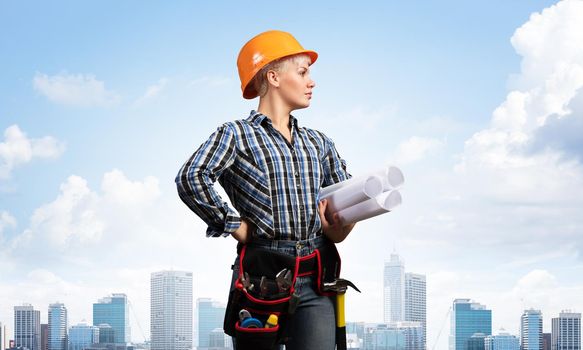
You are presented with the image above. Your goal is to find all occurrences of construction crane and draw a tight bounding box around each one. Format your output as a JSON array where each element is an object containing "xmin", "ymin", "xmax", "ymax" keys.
[
  {"xmin": 431, "ymin": 306, "xmax": 452, "ymax": 350},
  {"xmin": 128, "ymin": 299, "xmax": 148, "ymax": 343}
]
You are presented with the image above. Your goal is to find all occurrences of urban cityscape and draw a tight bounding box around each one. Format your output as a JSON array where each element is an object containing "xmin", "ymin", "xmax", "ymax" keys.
[{"xmin": 0, "ymin": 254, "xmax": 579, "ymax": 350}]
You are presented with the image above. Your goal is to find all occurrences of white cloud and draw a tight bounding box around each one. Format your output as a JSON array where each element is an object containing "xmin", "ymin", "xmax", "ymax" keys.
[
  {"xmin": 395, "ymin": 136, "xmax": 444, "ymax": 164},
  {"xmin": 134, "ymin": 78, "xmax": 168, "ymax": 106},
  {"xmin": 455, "ymin": 0, "xmax": 583, "ymax": 205},
  {"xmin": 0, "ymin": 125, "xmax": 65, "ymax": 179},
  {"xmin": 8, "ymin": 169, "xmax": 164, "ymax": 257},
  {"xmin": 101, "ymin": 169, "xmax": 160, "ymax": 207},
  {"xmin": 0, "ymin": 167, "xmax": 236, "ymax": 342},
  {"xmin": 33, "ymin": 73, "xmax": 120, "ymax": 107},
  {"xmin": 0, "ymin": 211, "xmax": 17, "ymax": 240},
  {"xmin": 10, "ymin": 175, "xmax": 103, "ymax": 252}
]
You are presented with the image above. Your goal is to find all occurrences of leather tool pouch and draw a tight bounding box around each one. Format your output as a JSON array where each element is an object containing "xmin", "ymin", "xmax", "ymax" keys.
[{"xmin": 223, "ymin": 240, "xmax": 341, "ymax": 350}]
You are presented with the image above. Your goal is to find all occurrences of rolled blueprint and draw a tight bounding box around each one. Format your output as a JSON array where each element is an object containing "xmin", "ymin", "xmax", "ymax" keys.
[
  {"xmin": 320, "ymin": 175, "xmax": 384, "ymax": 214},
  {"xmin": 320, "ymin": 165, "xmax": 404, "ymax": 198},
  {"xmin": 375, "ymin": 165, "xmax": 405, "ymax": 191},
  {"xmin": 337, "ymin": 190, "xmax": 402, "ymax": 225}
]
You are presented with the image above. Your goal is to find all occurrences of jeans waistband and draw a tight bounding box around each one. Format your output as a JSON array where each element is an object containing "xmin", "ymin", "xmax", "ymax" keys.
[{"xmin": 239, "ymin": 235, "xmax": 331, "ymax": 257}]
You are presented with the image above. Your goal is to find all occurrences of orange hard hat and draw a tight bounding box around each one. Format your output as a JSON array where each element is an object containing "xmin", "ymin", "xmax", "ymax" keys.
[{"xmin": 237, "ymin": 30, "xmax": 318, "ymax": 99}]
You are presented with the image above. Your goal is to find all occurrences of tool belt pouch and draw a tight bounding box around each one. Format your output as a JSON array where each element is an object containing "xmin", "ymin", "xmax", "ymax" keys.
[
  {"xmin": 313, "ymin": 239, "xmax": 342, "ymax": 296},
  {"xmin": 224, "ymin": 244, "xmax": 297, "ymax": 350},
  {"xmin": 223, "ymin": 241, "xmax": 341, "ymax": 349}
]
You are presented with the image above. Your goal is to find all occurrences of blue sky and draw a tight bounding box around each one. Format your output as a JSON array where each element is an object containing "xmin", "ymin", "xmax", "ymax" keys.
[{"xmin": 2, "ymin": 1, "xmax": 583, "ymax": 349}]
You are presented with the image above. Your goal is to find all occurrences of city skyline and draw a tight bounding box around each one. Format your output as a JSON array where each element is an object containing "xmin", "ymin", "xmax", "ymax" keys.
[
  {"xmin": 1, "ymin": 268, "xmax": 580, "ymax": 349},
  {"xmin": 2, "ymin": 2, "xmax": 583, "ymax": 350}
]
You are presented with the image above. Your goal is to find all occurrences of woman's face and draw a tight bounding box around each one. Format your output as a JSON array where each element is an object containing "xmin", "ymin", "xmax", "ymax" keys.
[{"xmin": 277, "ymin": 58, "xmax": 316, "ymax": 110}]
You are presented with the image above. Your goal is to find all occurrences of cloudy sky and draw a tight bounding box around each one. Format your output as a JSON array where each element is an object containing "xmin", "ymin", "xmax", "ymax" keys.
[{"xmin": 1, "ymin": 0, "xmax": 582, "ymax": 348}]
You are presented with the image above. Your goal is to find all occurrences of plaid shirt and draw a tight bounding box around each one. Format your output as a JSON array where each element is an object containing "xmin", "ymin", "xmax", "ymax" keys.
[{"xmin": 176, "ymin": 110, "xmax": 350, "ymax": 241}]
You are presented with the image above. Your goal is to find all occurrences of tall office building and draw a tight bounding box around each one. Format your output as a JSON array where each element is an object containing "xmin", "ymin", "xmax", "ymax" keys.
[
  {"xmin": 68, "ymin": 322, "xmax": 99, "ymax": 350},
  {"xmin": 1, "ymin": 321, "xmax": 6, "ymax": 350},
  {"xmin": 521, "ymin": 309, "xmax": 542, "ymax": 350},
  {"xmin": 93, "ymin": 294, "xmax": 130, "ymax": 345},
  {"xmin": 405, "ymin": 272, "xmax": 426, "ymax": 348},
  {"xmin": 449, "ymin": 299, "xmax": 492, "ymax": 350},
  {"xmin": 48, "ymin": 303, "xmax": 67, "ymax": 350},
  {"xmin": 97, "ymin": 324, "xmax": 114, "ymax": 344},
  {"xmin": 551, "ymin": 311, "xmax": 581, "ymax": 350},
  {"xmin": 151, "ymin": 270, "xmax": 193, "ymax": 350},
  {"xmin": 14, "ymin": 304, "xmax": 41, "ymax": 350},
  {"xmin": 468, "ymin": 333, "xmax": 487, "ymax": 350},
  {"xmin": 197, "ymin": 298, "xmax": 225, "ymax": 350},
  {"xmin": 383, "ymin": 253, "xmax": 427, "ymax": 349},
  {"xmin": 41, "ymin": 324, "xmax": 48, "ymax": 350},
  {"xmin": 484, "ymin": 330, "xmax": 520, "ymax": 350},
  {"xmin": 542, "ymin": 333, "xmax": 551, "ymax": 350},
  {"xmin": 384, "ymin": 253, "xmax": 405, "ymax": 322}
]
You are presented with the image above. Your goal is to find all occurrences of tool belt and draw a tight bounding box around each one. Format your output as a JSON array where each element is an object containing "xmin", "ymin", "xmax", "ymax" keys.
[{"xmin": 223, "ymin": 239, "xmax": 341, "ymax": 350}]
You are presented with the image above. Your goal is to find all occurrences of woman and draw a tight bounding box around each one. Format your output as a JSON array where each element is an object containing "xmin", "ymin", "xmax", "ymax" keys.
[{"xmin": 176, "ymin": 30, "xmax": 355, "ymax": 349}]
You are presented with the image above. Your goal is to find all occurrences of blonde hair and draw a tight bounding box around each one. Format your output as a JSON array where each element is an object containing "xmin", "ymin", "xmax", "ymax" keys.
[{"xmin": 252, "ymin": 54, "xmax": 312, "ymax": 97}]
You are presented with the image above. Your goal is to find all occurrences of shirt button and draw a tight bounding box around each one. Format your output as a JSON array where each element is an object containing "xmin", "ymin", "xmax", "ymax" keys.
[{"xmin": 295, "ymin": 171, "xmax": 299, "ymax": 177}]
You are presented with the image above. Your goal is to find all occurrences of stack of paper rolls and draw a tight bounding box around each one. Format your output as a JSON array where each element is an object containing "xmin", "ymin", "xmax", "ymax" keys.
[{"xmin": 319, "ymin": 165, "xmax": 404, "ymax": 225}]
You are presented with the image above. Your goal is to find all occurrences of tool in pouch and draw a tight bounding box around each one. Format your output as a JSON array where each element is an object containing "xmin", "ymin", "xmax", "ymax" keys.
[{"xmin": 223, "ymin": 240, "xmax": 345, "ymax": 350}]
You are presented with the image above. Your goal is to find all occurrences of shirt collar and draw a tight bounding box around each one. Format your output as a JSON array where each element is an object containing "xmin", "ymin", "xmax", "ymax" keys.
[{"xmin": 247, "ymin": 110, "xmax": 300, "ymax": 130}]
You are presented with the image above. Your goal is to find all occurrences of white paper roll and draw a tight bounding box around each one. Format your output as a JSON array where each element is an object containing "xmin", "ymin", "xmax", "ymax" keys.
[
  {"xmin": 320, "ymin": 165, "xmax": 404, "ymax": 197},
  {"xmin": 320, "ymin": 175, "xmax": 384, "ymax": 214},
  {"xmin": 336, "ymin": 190, "xmax": 402, "ymax": 225},
  {"xmin": 375, "ymin": 165, "xmax": 405, "ymax": 190}
]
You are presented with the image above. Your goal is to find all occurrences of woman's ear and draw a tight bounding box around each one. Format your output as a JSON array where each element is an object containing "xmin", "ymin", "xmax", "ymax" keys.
[{"xmin": 266, "ymin": 70, "xmax": 280, "ymax": 88}]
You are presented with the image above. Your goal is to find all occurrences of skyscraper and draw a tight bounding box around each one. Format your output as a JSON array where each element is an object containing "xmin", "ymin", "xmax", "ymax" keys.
[
  {"xmin": 68, "ymin": 322, "xmax": 99, "ymax": 350},
  {"xmin": 14, "ymin": 304, "xmax": 41, "ymax": 350},
  {"xmin": 468, "ymin": 333, "xmax": 487, "ymax": 350},
  {"xmin": 151, "ymin": 270, "xmax": 193, "ymax": 350},
  {"xmin": 48, "ymin": 303, "xmax": 67, "ymax": 350},
  {"xmin": 41, "ymin": 324, "xmax": 48, "ymax": 350},
  {"xmin": 384, "ymin": 253, "xmax": 405, "ymax": 323},
  {"xmin": 542, "ymin": 333, "xmax": 551, "ymax": 350},
  {"xmin": 197, "ymin": 298, "xmax": 225, "ymax": 350},
  {"xmin": 521, "ymin": 309, "xmax": 542, "ymax": 350},
  {"xmin": 551, "ymin": 311, "xmax": 581, "ymax": 350},
  {"xmin": 449, "ymin": 299, "xmax": 492, "ymax": 350},
  {"xmin": 1, "ymin": 322, "xmax": 6, "ymax": 350},
  {"xmin": 484, "ymin": 330, "xmax": 520, "ymax": 350},
  {"xmin": 97, "ymin": 324, "xmax": 114, "ymax": 344},
  {"xmin": 383, "ymin": 253, "xmax": 427, "ymax": 349},
  {"xmin": 92, "ymin": 294, "xmax": 130, "ymax": 345},
  {"xmin": 405, "ymin": 272, "xmax": 426, "ymax": 347}
]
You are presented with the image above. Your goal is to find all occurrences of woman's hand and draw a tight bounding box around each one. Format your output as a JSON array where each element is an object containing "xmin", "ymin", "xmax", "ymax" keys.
[
  {"xmin": 231, "ymin": 219, "xmax": 254, "ymax": 244},
  {"xmin": 318, "ymin": 199, "xmax": 355, "ymax": 243}
]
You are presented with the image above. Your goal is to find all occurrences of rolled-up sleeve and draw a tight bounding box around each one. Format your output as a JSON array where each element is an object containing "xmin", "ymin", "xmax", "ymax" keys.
[
  {"xmin": 321, "ymin": 133, "xmax": 351, "ymax": 187},
  {"xmin": 175, "ymin": 124, "xmax": 241, "ymax": 237}
]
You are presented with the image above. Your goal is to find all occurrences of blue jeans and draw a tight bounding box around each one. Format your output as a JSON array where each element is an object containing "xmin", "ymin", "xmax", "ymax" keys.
[{"xmin": 230, "ymin": 236, "xmax": 337, "ymax": 350}]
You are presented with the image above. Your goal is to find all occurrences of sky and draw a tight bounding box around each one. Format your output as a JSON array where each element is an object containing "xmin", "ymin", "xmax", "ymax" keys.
[{"xmin": 1, "ymin": 0, "xmax": 583, "ymax": 349}]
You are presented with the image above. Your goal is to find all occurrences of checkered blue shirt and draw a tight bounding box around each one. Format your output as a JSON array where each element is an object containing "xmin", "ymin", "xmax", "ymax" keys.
[{"xmin": 176, "ymin": 110, "xmax": 350, "ymax": 241}]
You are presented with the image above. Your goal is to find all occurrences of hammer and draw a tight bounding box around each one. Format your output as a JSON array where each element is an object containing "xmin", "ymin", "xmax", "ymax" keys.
[{"xmin": 322, "ymin": 278, "xmax": 361, "ymax": 350}]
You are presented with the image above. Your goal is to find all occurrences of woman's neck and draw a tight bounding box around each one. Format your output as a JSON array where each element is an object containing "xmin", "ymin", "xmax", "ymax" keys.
[{"xmin": 257, "ymin": 95, "xmax": 292, "ymax": 131}]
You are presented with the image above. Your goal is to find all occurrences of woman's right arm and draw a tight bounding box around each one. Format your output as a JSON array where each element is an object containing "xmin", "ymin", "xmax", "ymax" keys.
[{"xmin": 175, "ymin": 123, "xmax": 249, "ymax": 239}]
